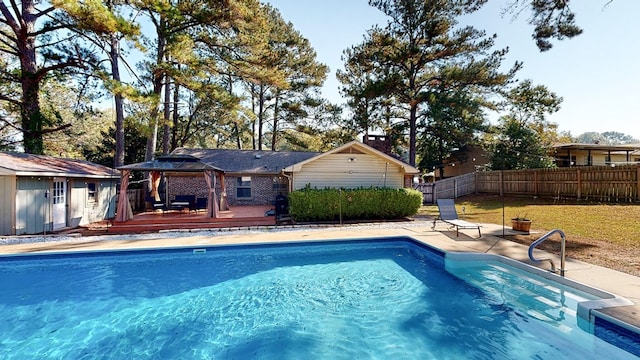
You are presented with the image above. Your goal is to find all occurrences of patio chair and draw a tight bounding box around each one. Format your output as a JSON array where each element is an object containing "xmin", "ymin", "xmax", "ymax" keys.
[
  {"xmin": 146, "ymin": 196, "xmax": 167, "ymax": 213},
  {"xmin": 432, "ymin": 199, "xmax": 481, "ymax": 238},
  {"xmin": 195, "ymin": 197, "xmax": 208, "ymax": 212}
]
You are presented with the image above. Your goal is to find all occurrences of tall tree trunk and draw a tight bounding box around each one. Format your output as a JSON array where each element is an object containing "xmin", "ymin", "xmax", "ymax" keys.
[
  {"xmin": 110, "ymin": 31, "xmax": 125, "ymax": 168},
  {"xmin": 171, "ymin": 81, "xmax": 179, "ymax": 151},
  {"xmin": 228, "ymin": 74, "xmax": 242, "ymax": 150},
  {"xmin": 271, "ymin": 90, "xmax": 279, "ymax": 151},
  {"xmin": 250, "ymin": 84, "xmax": 256, "ymax": 150},
  {"xmin": 16, "ymin": 0, "xmax": 43, "ymax": 154},
  {"xmin": 409, "ymin": 101, "xmax": 418, "ymax": 166},
  {"xmin": 145, "ymin": 16, "xmax": 166, "ymax": 163},
  {"xmin": 438, "ymin": 137, "xmax": 445, "ymax": 178},
  {"xmin": 234, "ymin": 122, "xmax": 242, "ymax": 149},
  {"xmin": 258, "ymin": 84, "xmax": 264, "ymax": 150},
  {"xmin": 162, "ymin": 72, "xmax": 171, "ymax": 155}
]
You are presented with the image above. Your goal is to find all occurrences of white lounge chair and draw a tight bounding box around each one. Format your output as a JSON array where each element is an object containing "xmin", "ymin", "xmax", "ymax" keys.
[{"xmin": 432, "ymin": 198, "xmax": 481, "ymax": 238}]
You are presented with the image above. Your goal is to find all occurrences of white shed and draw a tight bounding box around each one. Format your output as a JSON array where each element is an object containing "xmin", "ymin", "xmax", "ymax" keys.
[{"xmin": 283, "ymin": 141, "xmax": 420, "ymax": 191}]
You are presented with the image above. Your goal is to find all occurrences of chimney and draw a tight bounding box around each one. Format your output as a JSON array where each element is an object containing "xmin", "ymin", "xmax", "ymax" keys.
[{"xmin": 363, "ymin": 135, "xmax": 391, "ymax": 155}]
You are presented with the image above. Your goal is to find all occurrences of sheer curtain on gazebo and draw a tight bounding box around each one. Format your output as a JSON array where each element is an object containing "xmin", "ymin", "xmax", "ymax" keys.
[
  {"xmin": 115, "ymin": 169, "xmax": 133, "ymax": 222},
  {"xmin": 204, "ymin": 170, "xmax": 219, "ymax": 218},
  {"xmin": 150, "ymin": 171, "xmax": 162, "ymax": 201}
]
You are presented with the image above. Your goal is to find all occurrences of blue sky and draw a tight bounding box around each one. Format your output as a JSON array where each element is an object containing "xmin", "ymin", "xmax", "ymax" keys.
[{"xmin": 266, "ymin": 1, "xmax": 640, "ymax": 141}]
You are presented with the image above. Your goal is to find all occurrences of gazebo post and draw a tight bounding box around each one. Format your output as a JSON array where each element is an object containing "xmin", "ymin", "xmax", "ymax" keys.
[
  {"xmin": 218, "ymin": 171, "xmax": 228, "ymax": 211},
  {"xmin": 204, "ymin": 170, "xmax": 219, "ymax": 218},
  {"xmin": 115, "ymin": 169, "xmax": 134, "ymax": 222}
]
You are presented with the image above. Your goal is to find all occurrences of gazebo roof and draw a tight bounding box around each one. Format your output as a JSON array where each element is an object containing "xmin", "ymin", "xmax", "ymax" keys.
[{"xmin": 118, "ymin": 154, "xmax": 223, "ymax": 173}]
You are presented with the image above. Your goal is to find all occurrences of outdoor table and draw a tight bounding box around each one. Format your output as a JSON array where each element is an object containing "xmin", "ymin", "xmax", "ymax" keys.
[{"xmin": 170, "ymin": 201, "xmax": 190, "ymax": 213}]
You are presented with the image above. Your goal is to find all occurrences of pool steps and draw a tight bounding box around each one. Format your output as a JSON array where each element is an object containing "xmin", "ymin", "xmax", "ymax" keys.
[{"xmin": 445, "ymin": 251, "xmax": 638, "ymax": 356}]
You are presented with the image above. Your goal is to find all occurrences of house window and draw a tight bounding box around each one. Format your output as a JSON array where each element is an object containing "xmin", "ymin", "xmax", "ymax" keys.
[
  {"xmin": 87, "ymin": 182, "xmax": 97, "ymax": 203},
  {"xmin": 237, "ymin": 176, "xmax": 252, "ymax": 198},
  {"xmin": 53, "ymin": 180, "xmax": 65, "ymax": 205}
]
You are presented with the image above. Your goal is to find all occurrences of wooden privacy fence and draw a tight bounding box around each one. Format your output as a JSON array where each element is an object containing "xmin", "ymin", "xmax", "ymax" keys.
[
  {"xmin": 126, "ymin": 188, "xmax": 145, "ymax": 211},
  {"xmin": 414, "ymin": 172, "xmax": 476, "ymax": 204},
  {"xmin": 475, "ymin": 164, "xmax": 640, "ymax": 203}
]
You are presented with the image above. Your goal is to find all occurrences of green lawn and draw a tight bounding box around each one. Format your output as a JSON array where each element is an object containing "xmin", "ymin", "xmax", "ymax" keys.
[{"xmin": 420, "ymin": 194, "xmax": 640, "ymax": 246}]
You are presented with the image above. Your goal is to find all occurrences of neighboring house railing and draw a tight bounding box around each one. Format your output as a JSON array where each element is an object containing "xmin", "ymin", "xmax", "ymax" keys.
[{"xmin": 415, "ymin": 164, "xmax": 640, "ymax": 204}]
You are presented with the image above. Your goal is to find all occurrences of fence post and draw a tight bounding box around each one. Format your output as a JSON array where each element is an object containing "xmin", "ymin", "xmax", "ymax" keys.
[
  {"xmin": 454, "ymin": 179, "xmax": 458, "ymax": 199},
  {"xmin": 576, "ymin": 169, "xmax": 581, "ymax": 200},
  {"xmin": 637, "ymin": 166, "xmax": 640, "ymax": 202},
  {"xmin": 474, "ymin": 172, "xmax": 478, "ymax": 194}
]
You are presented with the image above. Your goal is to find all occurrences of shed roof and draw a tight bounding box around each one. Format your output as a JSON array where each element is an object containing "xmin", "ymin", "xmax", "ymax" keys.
[
  {"xmin": 172, "ymin": 148, "xmax": 320, "ymax": 174},
  {"xmin": 117, "ymin": 154, "xmax": 223, "ymax": 173},
  {"xmin": 0, "ymin": 152, "xmax": 119, "ymax": 178}
]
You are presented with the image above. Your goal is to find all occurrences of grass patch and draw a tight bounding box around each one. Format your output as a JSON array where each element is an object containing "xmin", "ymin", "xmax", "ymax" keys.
[{"xmin": 420, "ymin": 194, "xmax": 640, "ymax": 247}]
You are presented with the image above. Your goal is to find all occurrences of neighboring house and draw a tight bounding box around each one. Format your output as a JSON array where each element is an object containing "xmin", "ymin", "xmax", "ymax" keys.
[
  {"xmin": 0, "ymin": 152, "xmax": 119, "ymax": 235},
  {"xmin": 551, "ymin": 143, "xmax": 640, "ymax": 167},
  {"xmin": 424, "ymin": 143, "xmax": 640, "ymax": 179},
  {"xmin": 436, "ymin": 145, "xmax": 489, "ymax": 179},
  {"xmin": 170, "ymin": 141, "xmax": 420, "ymax": 206}
]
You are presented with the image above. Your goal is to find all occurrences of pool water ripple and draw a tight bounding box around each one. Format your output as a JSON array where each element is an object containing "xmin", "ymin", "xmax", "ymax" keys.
[{"xmin": 0, "ymin": 241, "xmax": 637, "ymax": 359}]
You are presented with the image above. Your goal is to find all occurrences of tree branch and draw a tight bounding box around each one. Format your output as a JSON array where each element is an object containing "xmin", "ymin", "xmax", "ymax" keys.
[
  {"xmin": 41, "ymin": 123, "xmax": 72, "ymax": 135},
  {"xmin": 29, "ymin": 23, "xmax": 71, "ymax": 37},
  {"xmin": 0, "ymin": 92, "xmax": 21, "ymax": 105},
  {"xmin": 0, "ymin": 1, "xmax": 20, "ymax": 33},
  {"xmin": 0, "ymin": 38, "xmax": 18, "ymax": 54},
  {"xmin": 34, "ymin": 5, "xmax": 56, "ymax": 19},
  {"xmin": 35, "ymin": 60, "xmax": 83, "ymax": 82}
]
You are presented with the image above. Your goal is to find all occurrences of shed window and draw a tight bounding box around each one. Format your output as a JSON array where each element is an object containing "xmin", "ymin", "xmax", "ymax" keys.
[
  {"xmin": 87, "ymin": 182, "xmax": 97, "ymax": 202},
  {"xmin": 53, "ymin": 181, "xmax": 65, "ymax": 205},
  {"xmin": 237, "ymin": 176, "xmax": 252, "ymax": 198}
]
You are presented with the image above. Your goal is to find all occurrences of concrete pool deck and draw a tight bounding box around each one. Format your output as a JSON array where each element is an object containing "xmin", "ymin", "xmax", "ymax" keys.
[{"xmin": 1, "ymin": 220, "xmax": 639, "ymax": 332}]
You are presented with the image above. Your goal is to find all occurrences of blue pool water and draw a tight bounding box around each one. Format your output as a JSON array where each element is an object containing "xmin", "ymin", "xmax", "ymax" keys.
[{"xmin": 0, "ymin": 238, "xmax": 637, "ymax": 359}]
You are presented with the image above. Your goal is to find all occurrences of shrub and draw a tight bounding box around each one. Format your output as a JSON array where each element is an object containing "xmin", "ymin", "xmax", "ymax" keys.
[{"xmin": 288, "ymin": 187, "xmax": 422, "ymax": 222}]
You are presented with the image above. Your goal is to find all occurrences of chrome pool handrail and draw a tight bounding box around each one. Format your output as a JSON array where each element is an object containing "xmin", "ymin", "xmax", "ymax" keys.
[{"xmin": 528, "ymin": 229, "xmax": 566, "ymax": 276}]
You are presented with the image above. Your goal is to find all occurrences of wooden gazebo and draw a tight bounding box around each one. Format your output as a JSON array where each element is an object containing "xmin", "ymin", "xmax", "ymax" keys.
[{"xmin": 115, "ymin": 154, "xmax": 225, "ymax": 222}]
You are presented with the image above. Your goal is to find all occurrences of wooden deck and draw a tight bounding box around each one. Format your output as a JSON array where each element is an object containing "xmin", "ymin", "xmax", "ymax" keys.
[{"xmin": 107, "ymin": 205, "xmax": 277, "ymax": 234}]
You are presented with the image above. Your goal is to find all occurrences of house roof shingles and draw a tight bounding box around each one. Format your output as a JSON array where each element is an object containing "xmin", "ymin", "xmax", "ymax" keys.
[
  {"xmin": 172, "ymin": 148, "xmax": 320, "ymax": 174},
  {"xmin": 0, "ymin": 152, "xmax": 119, "ymax": 178},
  {"xmin": 118, "ymin": 154, "xmax": 224, "ymax": 173}
]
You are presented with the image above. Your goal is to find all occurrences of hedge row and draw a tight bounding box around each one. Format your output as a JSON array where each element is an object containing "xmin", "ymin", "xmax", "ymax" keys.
[{"xmin": 288, "ymin": 187, "xmax": 423, "ymax": 222}]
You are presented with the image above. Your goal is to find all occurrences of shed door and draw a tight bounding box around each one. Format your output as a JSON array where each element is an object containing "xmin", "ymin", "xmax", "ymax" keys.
[{"xmin": 52, "ymin": 178, "xmax": 67, "ymax": 230}]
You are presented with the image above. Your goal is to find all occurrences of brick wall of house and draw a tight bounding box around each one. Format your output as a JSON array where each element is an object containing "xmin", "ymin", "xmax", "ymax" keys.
[
  {"xmin": 226, "ymin": 175, "xmax": 285, "ymax": 205},
  {"xmin": 167, "ymin": 174, "xmax": 286, "ymax": 206}
]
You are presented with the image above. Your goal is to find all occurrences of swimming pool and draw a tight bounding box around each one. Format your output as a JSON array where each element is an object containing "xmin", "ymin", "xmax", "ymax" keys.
[{"xmin": 0, "ymin": 237, "xmax": 638, "ymax": 359}]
